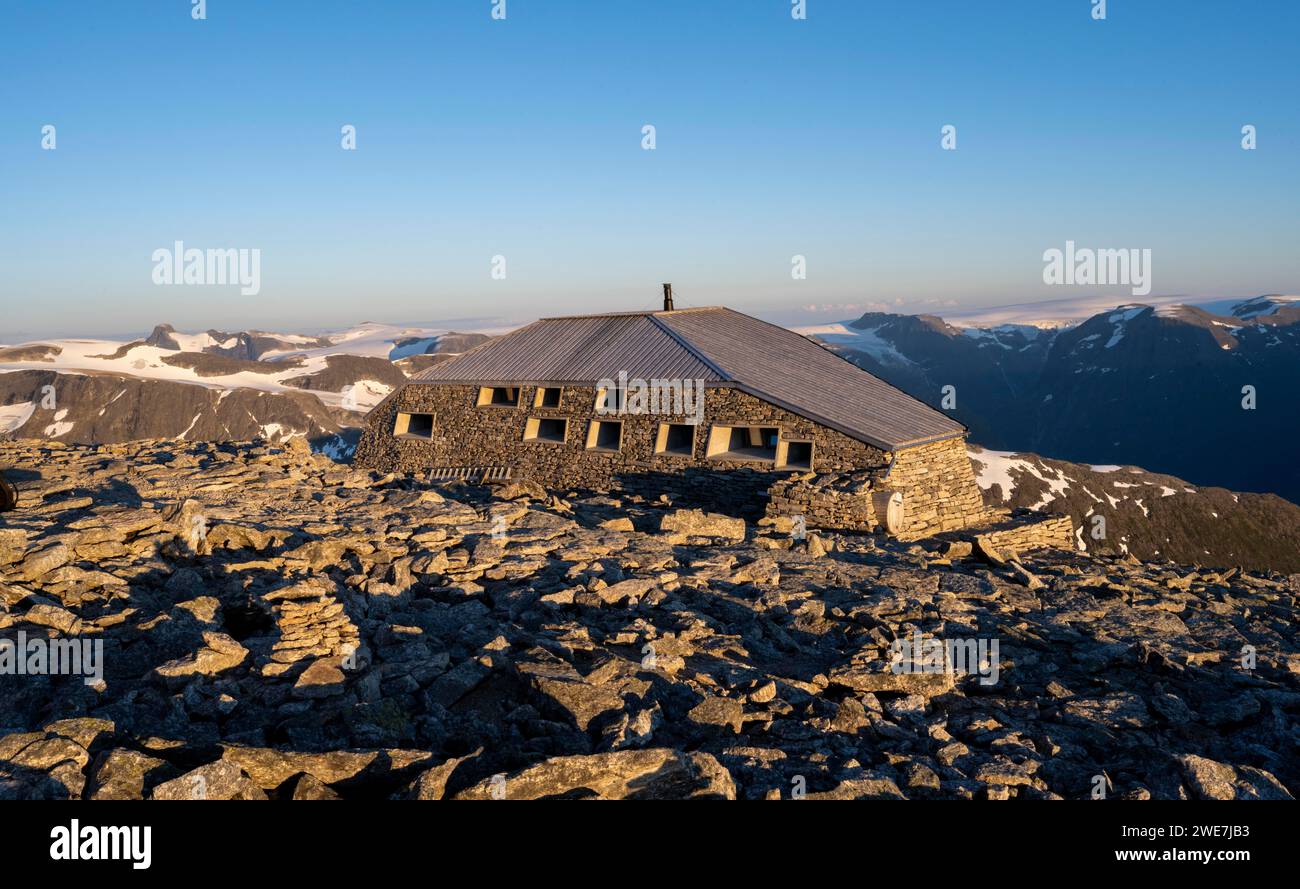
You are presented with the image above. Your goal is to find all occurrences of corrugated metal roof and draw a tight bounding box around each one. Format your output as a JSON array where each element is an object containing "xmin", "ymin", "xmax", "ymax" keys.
[
  {"xmin": 413, "ymin": 313, "xmax": 722, "ymax": 384},
  {"xmin": 655, "ymin": 308, "xmax": 964, "ymax": 449},
  {"xmin": 409, "ymin": 306, "xmax": 965, "ymax": 450}
]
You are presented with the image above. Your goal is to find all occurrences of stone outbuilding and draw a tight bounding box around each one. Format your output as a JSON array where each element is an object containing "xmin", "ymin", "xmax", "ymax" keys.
[{"xmin": 355, "ymin": 295, "xmax": 990, "ymax": 539}]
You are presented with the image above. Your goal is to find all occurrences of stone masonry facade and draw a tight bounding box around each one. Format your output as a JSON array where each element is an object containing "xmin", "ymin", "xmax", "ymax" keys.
[
  {"xmin": 882, "ymin": 438, "xmax": 991, "ymax": 537},
  {"xmin": 355, "ymin": 382, "xmax": 1004, "ymax": 541},
  {"xmin": 354, "ymin": 383, "xmax": 890, "ymax": 491},
  {"xmin": 765, "ymin": 437, "xmax": 990, "ymax": 540},
  {"xmin": 766, "ymin": 471, "xmax": 882, "ymax": 532}
]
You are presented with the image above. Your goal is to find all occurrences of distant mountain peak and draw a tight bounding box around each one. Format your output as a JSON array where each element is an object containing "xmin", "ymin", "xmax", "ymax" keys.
[{"xmin": 799, "ymin": 295, "xmax": 1299, "ymax": 505}]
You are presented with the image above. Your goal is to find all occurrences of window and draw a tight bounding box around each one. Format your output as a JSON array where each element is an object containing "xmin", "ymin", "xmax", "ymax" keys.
[
  {"xmin": 706, "ymin": 425, "xmax": 779, "ymax": 462},
  {"xmin": 523, "ymin": 417, "xmax": 567, "ymax": 444},
  {"xmin": 655, "ymin": 422, "xmax": 696, "ymax": 457},
  {"xmin": 477, "ymin": 386, "xmax": 519, "ymax": 407},
  {"xmin": 393, "ymin": 412, "xmax": 434, "ymax": 439},
  {"xmin": 778, "ymin": 439, "xmax": 814, "ymax": 470},
  {"xmin": 594, "ymin": 385, "xmax": 624, "ymax": 413},
  {"xmin": 534, "ymin": 387, "xmax": 563, "ymax": 408},
  {"xmin": 586, "ymin": 420, "xmax": 623, "ymax": 452}
]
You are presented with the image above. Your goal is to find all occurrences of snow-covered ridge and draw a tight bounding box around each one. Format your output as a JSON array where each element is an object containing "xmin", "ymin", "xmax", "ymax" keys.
[
  {"xmin": 0, "ymin": 401, "xmax": 37, "ymax": 435},
  {"xmin": 797, "ymin": 322, "xmax": 917, "ymax": 366},
  {"xmin": 1229, "ymin": 294, "xmax": 1300, "ymax": 320},
  {"xmin": 962, "ymin": 444, "xmax": 1300, "ymax": 570},
  {"xmin": 935, "ymin": 293, "xmax": 1292, "ymax": 331},
  {"xmin": 0, "ymin": 322, "xmax": 465, "ymax": 410},
  {"xmin": 968, "ymin": 447, "xmax": 1075, "ymax": 510},
  {"xmin": 258, "ymin": 322, "xmax": 457, "ymax": 362}
]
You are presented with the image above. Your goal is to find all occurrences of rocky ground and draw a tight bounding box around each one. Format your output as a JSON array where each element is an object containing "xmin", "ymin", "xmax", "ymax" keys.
[{"xmin": 1, "ymin": 438, "xmax": 1297, "ymax": 800}]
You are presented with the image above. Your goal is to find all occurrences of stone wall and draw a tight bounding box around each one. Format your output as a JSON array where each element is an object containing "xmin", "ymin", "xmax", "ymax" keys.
[
  {"xmin": 615, "ymin": 467, "xmax": 785, "ymax": 518},
  {"xmin": 765, "ymin": 463, "xmax": 1076, "ymax": 552},
  {"xmin": 354, "ymin": 383, "xmax": 890, "ymax": 498},
  {"xmin": 880, "ymin": 437, "xmax": 989, "ymax": 538},
  {"xmin": 976, "ymin": 514, "xmax": 1077, "ymax": 555},
  {"xmin": 765, "ymin": 471, "xmax": 882, "ymax": 532},
  {"xmin": 763, "ymin": 437, "xmax": 988, "ymax": 539}
]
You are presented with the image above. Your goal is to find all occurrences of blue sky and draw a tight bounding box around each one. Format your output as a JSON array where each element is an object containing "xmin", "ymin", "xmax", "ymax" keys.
[{"xmin": 2, "ymin": 0, "xmax": 1297, "ymax": 339}]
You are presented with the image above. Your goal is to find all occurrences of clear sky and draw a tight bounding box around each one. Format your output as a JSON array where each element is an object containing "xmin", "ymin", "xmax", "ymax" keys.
[{"xmin": 2, "ymin": 0, "xmax": 1297, "ymax": 339}]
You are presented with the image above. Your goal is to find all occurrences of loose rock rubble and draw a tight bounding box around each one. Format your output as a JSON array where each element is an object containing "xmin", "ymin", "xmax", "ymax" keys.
[{"xmin": 1, "ymin": 438, "xmax": 1297, "ymax": 800}]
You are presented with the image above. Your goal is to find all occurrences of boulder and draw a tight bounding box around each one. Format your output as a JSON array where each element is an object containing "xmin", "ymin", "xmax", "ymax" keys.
[
  {"xmin": 290, "ymin": 774, "xmax": 341, "ymax": 800},
  {"xmin": 687, "ymin": 696, "xmax": 745, "ymax": 734},
  {"xmin": 222, "ymin": 747, "xmax": 398, "ymax": 789},
  {"xmin": 972, "ymin": 535, "xmax": 1007, "ymax": 567},
  {"xmin": 14, "ymin": 543, "xmax": 71, "ymax": 582},
  {"xmin": 802, "ymin": 771, "xmax": 906, "ymax": 800},
  {"xmin": 88, "ymin": 749, "xmax": 170, "ymax": 800},
  {"xmin": 0, "ymin": 528, "xmax": 29, "ymax": 565},
  {"xmin": 400, "ymin": 748, "xmax": 482, "ymax": 800},
  {"xmin": 829, "ymin": 662, "xmax": 956, "ymax": 698},
  {"xmin": 291, "ymin": 658, "xmax": 349, "ymax": 698},
  {"xmin": 1178, "ymin": 755, "xmax": 1293, "ymax": 801},
  {"xmin": 155, "ymin": 632, "xmax": 248, "ymax": 683},
  {"xmin": 452, "ymin": 749, "xmax": 736, "ymax": 800},
  {"xmin": 659, "ymin": 509, "xmax": 745, "ymax": 542},
  {"xmin": 150, "ymin": 760, "xmax": 267, "ymax": 800}
]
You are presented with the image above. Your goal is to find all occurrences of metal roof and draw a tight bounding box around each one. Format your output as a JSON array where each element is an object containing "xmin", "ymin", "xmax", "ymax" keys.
[
  {"xmin": 413, "ymin": 312, "xmax": 723, "ymax": 384},
  {"xmin": 411, "ymin": 306, "xmax": 965, "ymax": 450}
]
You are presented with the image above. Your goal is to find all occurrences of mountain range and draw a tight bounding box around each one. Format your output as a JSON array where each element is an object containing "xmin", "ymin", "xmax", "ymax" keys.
[
  {"xmin": 803, "ymin": 294, "xmax": 1300, "ymax": 505},
  {"xmin": 2, "ymin": 299, "xmax": 1298, "ymax": 572},
  {"xmin": 0, "ymin": 322, "xmax": 490, "ymax": 456}
]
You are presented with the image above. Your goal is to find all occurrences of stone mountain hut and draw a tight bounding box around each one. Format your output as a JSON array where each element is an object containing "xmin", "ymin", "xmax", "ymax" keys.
[{"xmin": 354, "ymin": 286, "xmax": 990, "ymax": 538}]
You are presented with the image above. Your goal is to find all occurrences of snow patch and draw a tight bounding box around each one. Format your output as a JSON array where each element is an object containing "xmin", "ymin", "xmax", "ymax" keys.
[
  {"xmin": 259, "ymin": 423, "xmax": 298, "ymax": 441},
  {"xmin": 176, "ymin": 413, "xmax": 203, "ymax": 441},
  {"xmin": 0, "ymin": 401, "xmax": 36, "ymax": 434},
  {"xmin": 797, "ymin": 323, "xmax": 916, "ymax": 367},
  {"xmin": 315, "ymin": 434, "xmax": 356, "ymax": 462},
  {"xmin": 43, "ymin": 408, "xmax": 73, "ymax": 437},
  {"xmin": 968, "ymin": 447, "xmax": 1074, "ymax": 508},
  {"xmin": 968, "ymin": 448, "xmax": 1026, "ymax": 502}
]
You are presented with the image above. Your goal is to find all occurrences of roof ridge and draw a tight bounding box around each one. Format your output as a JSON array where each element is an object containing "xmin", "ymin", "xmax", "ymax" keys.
[
  {"xmin": 646, "ymin": 314, "xmax": 733, "ymax": 381},
  {"xmin": 539, "ymin": 306, "xmax": 724, "ymax": 321},
  {"xmin": 665, "ymin": 309, "xmax": 908, "ymax": 449},
  {"xmin": 654, "ymin": 306, "xmax": 966, "ymax": 450}
]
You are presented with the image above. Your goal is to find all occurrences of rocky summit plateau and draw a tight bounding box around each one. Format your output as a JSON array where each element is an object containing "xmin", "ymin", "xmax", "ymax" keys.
[{"xmin": 1, "ymin": 438, "xmax": 1297, "ymax": 801}]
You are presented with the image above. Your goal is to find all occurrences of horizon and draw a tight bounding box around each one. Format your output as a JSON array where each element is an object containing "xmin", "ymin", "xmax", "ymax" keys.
[
  {"xmin": 4, "ymin": 0, "xmax": 1298, "ymax": 337},
  {"xmin": 5, "ymin": 289, "xmax": 1297, "ymax": 345}
]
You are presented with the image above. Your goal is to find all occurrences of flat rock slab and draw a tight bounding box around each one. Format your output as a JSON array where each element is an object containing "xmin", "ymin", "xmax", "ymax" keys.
[
  {"xmin": 829, "ymin": 663, "xmax": 957, "ymax": 697},
  {"xmin": 150, "ymin": 760, "xmax": 267, "ymax": 800},
  {"xmin": 453, "ymin": 749, "xmax": 736, "ymax": 800}
]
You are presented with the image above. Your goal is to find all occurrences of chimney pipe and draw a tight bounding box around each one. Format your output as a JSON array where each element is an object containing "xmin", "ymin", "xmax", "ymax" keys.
[{"xmin": 662, "ymin": 283, "xmax": 674, "ymax": 311}]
